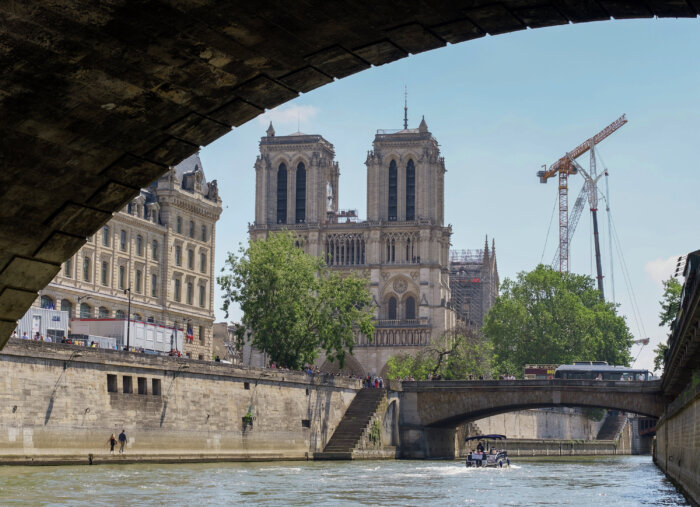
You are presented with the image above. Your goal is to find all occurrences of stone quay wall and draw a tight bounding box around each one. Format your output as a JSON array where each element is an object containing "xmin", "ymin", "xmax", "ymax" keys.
[
  {"xmin": 0, "ymin": 340, "xmax": 359, "ymax": 464},
  {"xmin": 654, "ymin": 372, "xmax": 700, "ymax": 506},
  {"xmin": 472, "ymin": 408, "xmax": 605, "ymax": 441}
]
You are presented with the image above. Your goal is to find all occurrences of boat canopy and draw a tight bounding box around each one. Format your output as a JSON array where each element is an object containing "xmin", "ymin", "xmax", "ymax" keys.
[{"xmin": 464, "ymin": 434, "xmax": 507, "ymax": 442}]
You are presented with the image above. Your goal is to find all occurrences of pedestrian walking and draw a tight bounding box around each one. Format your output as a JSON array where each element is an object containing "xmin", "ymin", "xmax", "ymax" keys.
[
  {"xmin": 118, "ymin": 429, "xmax": 127, "ymax": 453},
  {"xmin": 108, "ymin": 433, "xmax": 117, "ymax": 454}
]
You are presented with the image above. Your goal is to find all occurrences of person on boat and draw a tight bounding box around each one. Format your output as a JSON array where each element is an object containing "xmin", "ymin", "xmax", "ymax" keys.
[{"xmin": 477, "ymin": 441, "xmax": 484, "ymax": 453}]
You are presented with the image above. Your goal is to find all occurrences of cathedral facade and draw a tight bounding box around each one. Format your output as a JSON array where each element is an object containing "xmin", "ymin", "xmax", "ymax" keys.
[{"xmin": 250, "ymin": 119, "xmax": 454, "ymax": 376}]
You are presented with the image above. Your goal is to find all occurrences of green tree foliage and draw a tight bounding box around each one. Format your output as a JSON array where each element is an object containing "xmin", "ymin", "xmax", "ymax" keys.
[
  {"xmin": 483, "ymin": 265, "xmax": 633, "ymax": 376},
  {"xmin": 654, "ymin": 276, "xmax": 682, "ymax": 373},
  {"xmin": 658, "ymin": 277, "xmax": 682, "ymax": 328},
  {"xmin": 217, "ymin": 232, "xmax": 374, "ymax": 369},
  {"xmin": 386, "ymin": 325, "xmax": 492, "ymax": 380}
]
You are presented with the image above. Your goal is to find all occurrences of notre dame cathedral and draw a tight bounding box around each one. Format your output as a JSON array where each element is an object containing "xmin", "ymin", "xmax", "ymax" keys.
[{"xmin": 250, "ymin": 116, "xmax": 495, "ymax": 376}]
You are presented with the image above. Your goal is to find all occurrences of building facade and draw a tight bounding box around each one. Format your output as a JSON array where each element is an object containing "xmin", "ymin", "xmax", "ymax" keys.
[
  {"xmin": 250, "ymin": 119, "xmax": 454, "ymax": 375},
  {"xmin": 34, "ymin": 154, "xmax": 222, "ymax": 359}
]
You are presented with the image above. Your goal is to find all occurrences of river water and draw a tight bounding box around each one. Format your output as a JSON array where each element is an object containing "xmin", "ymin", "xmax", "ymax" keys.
[{"xmin": 0, "ymin": 456, "xmax": 687, "ymax": 506}]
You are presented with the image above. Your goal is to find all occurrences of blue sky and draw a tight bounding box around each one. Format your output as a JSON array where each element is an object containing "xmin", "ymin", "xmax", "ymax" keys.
[{"xmin": 200, "ymin": 18, "xmax": 700, "ymax": 373}]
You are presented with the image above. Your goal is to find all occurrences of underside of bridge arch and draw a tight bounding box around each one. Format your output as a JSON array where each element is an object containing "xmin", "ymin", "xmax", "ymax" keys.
[
  {"xmin": 427, "ymin": 401, "xmax": 661, "ymax": 429},
  {"xmin": 1, "ymin": 1, "xmax": 697, "ymax": 346}
]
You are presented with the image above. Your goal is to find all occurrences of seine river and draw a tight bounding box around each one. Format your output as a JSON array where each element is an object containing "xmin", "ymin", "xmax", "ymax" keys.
[{"xmin": 0, "ymin": 456, "xmax": 686, "ymax": 506}]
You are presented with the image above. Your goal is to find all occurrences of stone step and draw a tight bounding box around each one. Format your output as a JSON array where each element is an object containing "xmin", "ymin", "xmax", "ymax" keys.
[{"xmin": 322, "ymin": 389, "xmax": 387, "ymax": 454}]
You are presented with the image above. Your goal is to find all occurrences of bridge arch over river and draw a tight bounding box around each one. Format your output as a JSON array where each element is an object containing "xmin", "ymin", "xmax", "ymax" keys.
[
  {"xmin": 1, "ymin": 1, "xmax": 698, "ymax": 345},
  {"xmin": 397, "ymin": 379, "xmax": 666, "ymax": 458}
]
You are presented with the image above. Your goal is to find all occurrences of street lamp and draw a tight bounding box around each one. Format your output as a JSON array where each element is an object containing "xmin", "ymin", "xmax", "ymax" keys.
[{"xmin": 123, "ymin": 286, "xmax": 131, "ymax": 350}]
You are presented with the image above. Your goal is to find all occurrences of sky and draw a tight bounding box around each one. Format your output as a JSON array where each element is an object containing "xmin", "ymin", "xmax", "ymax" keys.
[{"xmin": 198, "ymin": 18, "xmax": 700, "ymax": 374}]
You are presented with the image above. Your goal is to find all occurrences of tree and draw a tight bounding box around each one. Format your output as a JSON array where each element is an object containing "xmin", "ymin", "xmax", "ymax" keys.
[
  {"xmin": 386, "ymin": 325, "xmax": 492, "ymax": 380},
  {"xmin": 217, "ymin": 232, "xmax": 374, "ymax": 369},
  {"xmin": 658, "ymin": 277, "xmax": 682, "ymax": 328},
  {"xmin": 483, "ymin": 265, "xmax": 633, "ymax": 377},
  {"xmin": 654, "ymin": 276, "xmax": 682, "ymax": 373}
]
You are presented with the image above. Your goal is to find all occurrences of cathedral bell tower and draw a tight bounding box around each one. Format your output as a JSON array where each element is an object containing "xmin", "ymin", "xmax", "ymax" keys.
[
  {"xmin": 365, "ymin": 116, "xmax": 445, "ymax": 225},
  {"xmin": 254, "ymin": 123, "xmax": 339, "ymax": 227}
]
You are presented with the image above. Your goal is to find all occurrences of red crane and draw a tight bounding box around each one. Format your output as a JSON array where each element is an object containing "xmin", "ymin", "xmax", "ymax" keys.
[{"xmin": 538, "ymin": 115, "xmax": 627, "ymax": 281}]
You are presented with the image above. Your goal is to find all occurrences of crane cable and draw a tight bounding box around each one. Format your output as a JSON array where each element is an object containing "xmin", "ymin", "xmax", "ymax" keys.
[
  {"xmin": 540, "ymin": 191, "xmax": 558, "ymax": 265},
  {"xmin": 607, "ymin": 212, "xmax": 648, "ymax": 365}
]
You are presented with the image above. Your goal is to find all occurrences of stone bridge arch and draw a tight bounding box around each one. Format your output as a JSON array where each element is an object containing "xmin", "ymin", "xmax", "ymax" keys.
[
  {"xmin": 1, "ymin": 2, "xmax": 697, "ymax": 345},
  {"xmin": 398, "ymin": 380, "xmax": 666, "ymax": 458}
]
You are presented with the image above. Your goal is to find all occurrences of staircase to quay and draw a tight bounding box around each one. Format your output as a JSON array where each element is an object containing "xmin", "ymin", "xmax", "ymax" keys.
[
  {"xmin": 596, "ymin": 411, "xmax": 627, "ymax": 440},
  {"xmin": 315, "ymin": 388, "xmax": 387, "ymax": 460}
]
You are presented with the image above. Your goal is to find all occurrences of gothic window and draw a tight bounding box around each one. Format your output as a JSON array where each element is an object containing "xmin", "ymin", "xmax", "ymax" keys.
[
  {"xmin": 103, "ymin": 226, "xmax": 110, "ymax": 246},
  {"xmin": 388, "ymin": 160, "xmax": 397, "ymax": 221},
  {"xmin": 80, "ymin": 303, "xmax": 92, "ymax": 319},
  {"xmin": 101, "ymin": 261, "xmax": 109, "ymax": 286},
  {"xmin": 188, "ymin": 249, "xmax": 194, "ymax": 270},
  {"xmin": 60, "ymin": 300, "xmax": 73, "ymax": 317},
  {"xmin": 64, "ymin": 258, "xmax": 72, "ymax": 278},
  {"xmin": 176, "ymin": 216, "xmax": 182, "ymax": 234},
  {"xmin": 151, "ymin": 274, "xmax": 157, "ymax": 297},
  {"xmin": 199, "ymin": 285, "xmax": 206, "ymax": 308},
  {"xmin": 136, "ymin": 235, "xmax": 143, "ymax": 256},
  {"xmin": 201, "ymin": 225, "xmax": 207, "ymax": 242},
  {"xmin": 152, "ymin": 240, "xmax": 158, "ymax": 260},
  {"xmin": 189, "ymin": 220, "xmax": 195, "ymax": 238},
  {"xmin": 99, "ymin": 306, "xmax": 109, "ymax": 318},
  {"xmin": 405, "ymin": 296, "xmax": 416, "ymax": 320},
  {"xmin": 83, "ymin": 256, "xmax": 90, "ymax": 282},
  {"xmin": 175, "ymin": 245, "xmax": 182, "ymax": 266},
  {"xmin": 200, "ymin": 252, "xmax": 207, "ymax": 273},
  {"xmin": 120, "ymin": 230, "xmax": 127, "ymax": 251},
  {"xmin": 118, "ymin": 266, "xmax": 125, "ymax": 289},
  {"xmin": 135, "ymin": 269, "xmax": 142, "ymax": 293},
  {"xmin": 386, "ymin": 237, "xmax": 395, "ymax": 263},
  {"xmin": 406, "ymin": 159, "xmax": 415, "ymax": 221},
  {"xmin": 277, "ymin": 163, "xmax": 287, "ymax": 224},
  {"xmin": 388, "ymin": 297, "xmax": 397, "ymax": 320},
  {"xmin": 40, "ymin": 295, "xmax": 54, "ymax": 309},
  {"xmin": 295, "ymin": 162, "xmax": 306, "ymax": 223}
]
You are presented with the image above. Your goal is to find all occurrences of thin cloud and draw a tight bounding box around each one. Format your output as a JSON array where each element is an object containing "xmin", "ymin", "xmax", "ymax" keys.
[
  {"xmin": 644, "ymin": 256, "xmax": 678, "ymax": 286},
  {"xmin": 257, "ymin": 104, "xmax": 320, "ymax": 131}
]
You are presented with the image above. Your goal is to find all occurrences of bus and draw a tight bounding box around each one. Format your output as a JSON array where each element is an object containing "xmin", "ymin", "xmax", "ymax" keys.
[
  {"xmin": 524, "ymin": 364, "xmax": 559, "ymax": 380},
  {"xmin": 554, "ymin": 362, "xmax": 650, "ymax": 381}
]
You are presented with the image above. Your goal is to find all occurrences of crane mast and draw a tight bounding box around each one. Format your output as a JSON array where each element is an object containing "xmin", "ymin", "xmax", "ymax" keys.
[{"xmin": 538, "ymin": 114, "xmax": 627, "ymax": 279}]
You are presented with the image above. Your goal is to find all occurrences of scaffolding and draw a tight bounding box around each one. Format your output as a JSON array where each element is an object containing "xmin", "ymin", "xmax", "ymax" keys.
[{"xmin": 449, "ymin": 249, "xmax": 486, "ymax": 329}]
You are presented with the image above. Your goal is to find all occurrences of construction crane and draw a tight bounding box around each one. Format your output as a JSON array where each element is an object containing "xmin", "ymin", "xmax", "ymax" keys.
[{"xmin": 538, "ymin": 114, "xmax": 627, "ymax": 296}]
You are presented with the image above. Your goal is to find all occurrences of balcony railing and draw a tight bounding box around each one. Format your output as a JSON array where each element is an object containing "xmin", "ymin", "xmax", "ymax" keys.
[{"xmin": 374, "ymin": 318, "xmax": 430, "ymax": 328}]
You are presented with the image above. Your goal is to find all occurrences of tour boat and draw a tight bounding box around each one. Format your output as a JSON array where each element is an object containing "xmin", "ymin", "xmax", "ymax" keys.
[{"xmin": 465, "ymin": 434, "xmax": 510, "ymax": 468}]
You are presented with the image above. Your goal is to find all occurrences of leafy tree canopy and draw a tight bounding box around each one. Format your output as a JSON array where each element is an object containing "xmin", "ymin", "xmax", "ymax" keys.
[
  {"xmin": 386, "ymin": 325, "xmax": 492, "ymax": 380},
  {"xmin": 658, "ymin": 277, "xmax": 682, "ymax": 328},
  {"xmin": 653, "ymin": 276, "xmax": 682, "ymax": 373},
  {"xmin": 217, "ymin": 232, "xmax": 374, "ymax": 369},
  {"xmin": 483, "ymin": 265, "xmax": 633, "ymax": 376}
]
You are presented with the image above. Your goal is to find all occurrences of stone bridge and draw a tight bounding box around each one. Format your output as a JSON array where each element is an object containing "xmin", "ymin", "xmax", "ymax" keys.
[
  {"xmin": 397, "ymin": 379, "xmax": 666, "ymax": 458},
  {"xmin": 1, "ymin": 1, "xmax": 698, "ymax": 345}
]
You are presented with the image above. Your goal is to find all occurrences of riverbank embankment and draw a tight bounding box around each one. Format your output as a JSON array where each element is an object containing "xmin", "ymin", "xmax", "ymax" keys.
[{"xmin": 0, "ymin": 340, "xmax": 358, "ymax": 464}]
